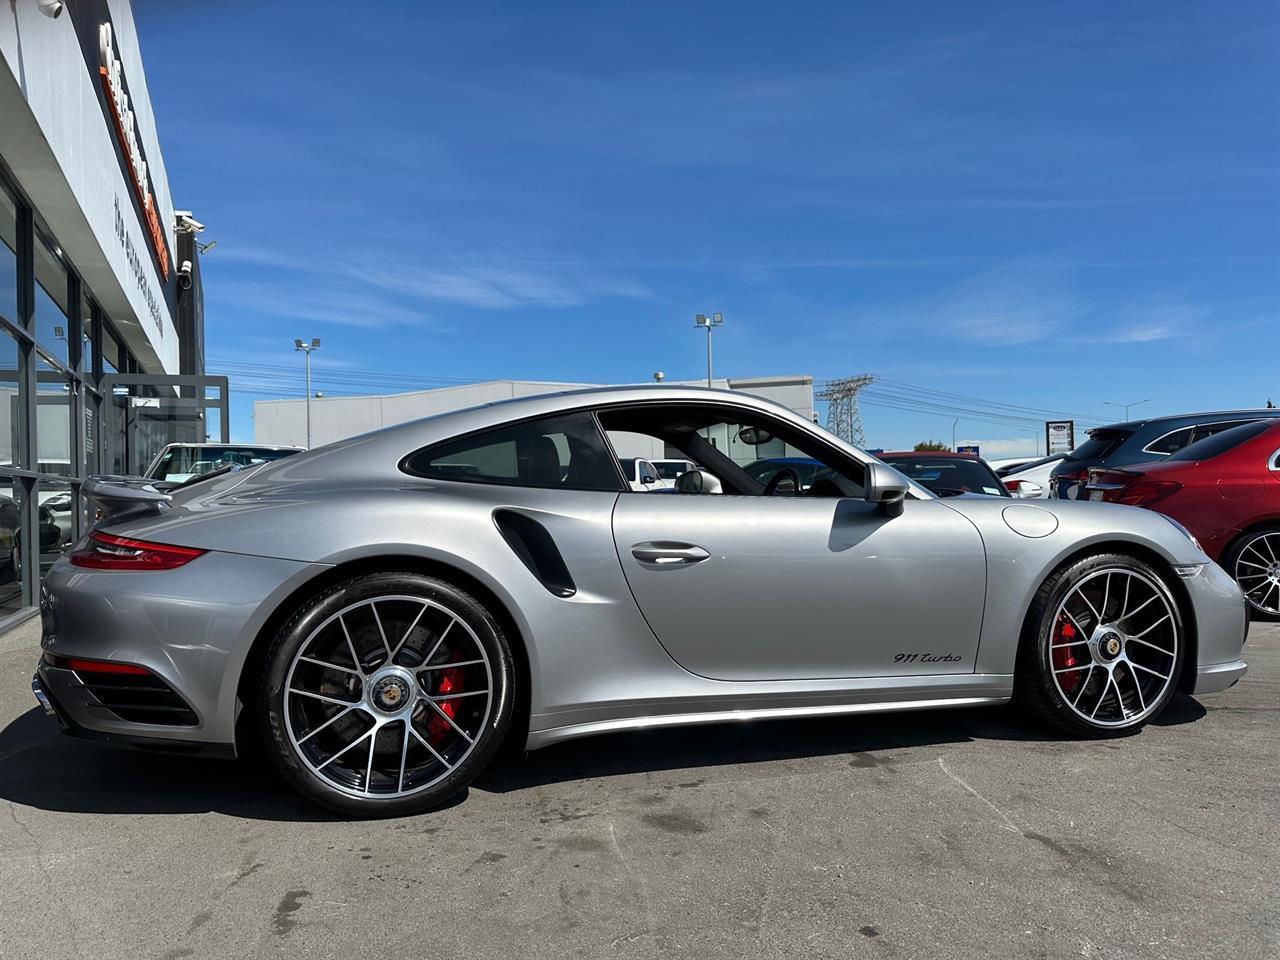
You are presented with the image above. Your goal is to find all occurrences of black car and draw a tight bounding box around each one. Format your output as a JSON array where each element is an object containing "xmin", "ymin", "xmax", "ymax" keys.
[
  {"xmin": 1050, "ymin": 409, "xmax": 1280, "ymax": 500},
  {"xmin": 879, "ymin": 452, "xmax": 1011, "ymax": 498}
]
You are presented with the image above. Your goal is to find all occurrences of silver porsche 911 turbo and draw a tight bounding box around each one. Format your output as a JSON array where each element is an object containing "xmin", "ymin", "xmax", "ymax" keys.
[{"xmin": 33, "ymin": 386, "xmax": 1248, "ymax": 816}]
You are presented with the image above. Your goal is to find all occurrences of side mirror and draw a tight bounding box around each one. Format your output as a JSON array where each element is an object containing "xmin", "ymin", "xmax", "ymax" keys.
[
  {"xmin": 674, "ymin": 469, "xmax": 724, "ymax": 495},
  {"xmin": 865, "ymin": 462, "xmax": 909, "ymax": 518},
  {"xmin": 1011, "ymin": 480, "xmax": 1043, "ymax": 499},
  {"xmin": 641, "ymin": 475, "xmax": 657, "ymax": 485}
]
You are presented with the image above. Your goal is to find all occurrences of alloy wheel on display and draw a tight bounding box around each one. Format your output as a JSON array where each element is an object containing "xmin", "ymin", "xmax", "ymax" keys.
[
  {"xmin": 1048, "ymin": 567, "xmax": 1179, "ymax": 728},
  {"xmin": 1233, "ymin": 532, "xmax": 1280, "ymax": 617},
  {"xmin": 283, "ymin": 595, "xmax": 493, "ymax": 799}
]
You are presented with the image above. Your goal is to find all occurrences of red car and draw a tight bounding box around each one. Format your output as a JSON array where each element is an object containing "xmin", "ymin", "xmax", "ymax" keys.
[{"xmin": 1088, "ymin": 419, "xmax": 1280, "ymax": 620}]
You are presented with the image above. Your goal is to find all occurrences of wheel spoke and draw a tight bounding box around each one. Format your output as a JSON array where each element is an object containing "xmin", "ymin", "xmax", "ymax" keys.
[
  {"xmin": 317, "ymin": 729, "xmax": 373, "ymax": 770},
  {"xmin": 299, "ymin": 655, "xmax": 363, "ymax": 678},
  {"xmin": 409, "ymin": 724, "xmax": 455, "ymax": 770},
  {"xmin": 1054, "ymin": 664, "xmax": 1092, "ymax": 676},
  {"xmin": 289, "ymin": 687, "xmax": 360, "ymax": 708},
  {"xmin": 297, "ymin": 705, "xmax": 358, "ymax": 744},
  {"xmin": 1132, "ymin": 613, "xmax": 1172, "ymax": 638},
  {"xmin": 1101, "ymin": 573, "xmax": 1112, "ymax": 622},
  {"xmin": 338, "ymin": 614, "xmax": 364, "ymax": 675},
  {"xmin": 1120, "ymin": 574, "xmax": 1131, "ymax": 624},
  {"xmin": 1125, "ymin": 661, "xmax": 1147, "ymax": 713},
  {"xmin": 1245, "ymin": 543, "xmax": 1271, "ymax": 564},
  {"xmin": 1090, "ymin": 673, "xmax": 1114, "ymax": 719},
  {"xmin": 371, "ymin": 602, "xmax": 393, "ymax": 661},
  {"xmin": 1128, "ymin": 660, "xmax": 1169, "ymax": 681},
  {"xmin": 1127, "ymin": 635, "xmax": 1175, "ymax": 658},
  {"xmin": 1075, "ymin": 586, "xmax": 1103, "ymax": 627},
  {"xmin": 1237, "ymin": 559, "xmax": 1270, "ymax": 571},
  {"xmin": 1116, "ymin": 593, "xmax": 1158, "ymax": 625},
  {"xmin": 389, "ymin": 601, "xmax": 430, "ymax": 663},
  {"xmin": 421, "ymin": 619, "xmax": 456, "ymax": 667},
  {"xmin": 397, "ymin": 720, "xmax": 411, "ymax": 792},
  {"xmin": 364, "ymin": 729, "xmax": 377, "ymax": 794},
  {"xmin": 419, "ymin": 658, "xmax": 486, "ymax": 670},
  {"xmin": 1060, "ymin": 608, "xmax": 1090, "ymax": 637},
  {"xmin": 1261, "ymin": 536, "xmax": 1278, "ymax": 563},
  {"xmin": 1072, "ymin": 664, "xmax": 1095, "ymax": 707},
  {"xmin": 1052, "ymin": 638, "xmax": 1091, "ymax": 649},
  {"xmin": 424, "ymin": 697, "xmax": 474, "ymax": 743},
  {"xmin": 428, "ymin": 689, "xmax": 491, "ymax": 702}
]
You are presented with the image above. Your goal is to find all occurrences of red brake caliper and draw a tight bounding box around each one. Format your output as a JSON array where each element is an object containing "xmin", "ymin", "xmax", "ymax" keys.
[
  {"xmin": 1053, "ymin": 616, "xmax": 1082, "ymax": 695},
  {"xmin": 426, "ymin": 650, "xmax": 465, "ymax": 746}
]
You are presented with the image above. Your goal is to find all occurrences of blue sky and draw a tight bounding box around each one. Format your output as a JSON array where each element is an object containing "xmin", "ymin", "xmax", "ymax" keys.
[{"xmin": 136, "ymin": 1, "xmax": 1279, "ymax": 455}]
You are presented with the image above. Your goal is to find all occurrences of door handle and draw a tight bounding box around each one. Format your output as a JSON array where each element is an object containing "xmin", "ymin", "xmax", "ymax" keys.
[{"xmin": 630, "ymin": 541, "xmax": 710, "ymax": 565}]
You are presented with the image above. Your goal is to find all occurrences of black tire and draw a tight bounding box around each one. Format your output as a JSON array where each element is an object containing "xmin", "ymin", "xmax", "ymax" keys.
[
  {"xmin": 1221, "ymin": 525, "xmax": 1280, "ymax": 622},
  {"xmin": 258, "ymin": 572, "xmax": 515, "ymax": 817},
  {"xmin": 1015, "ymin": 552, "xmax": 1185, "ymax": 737}
]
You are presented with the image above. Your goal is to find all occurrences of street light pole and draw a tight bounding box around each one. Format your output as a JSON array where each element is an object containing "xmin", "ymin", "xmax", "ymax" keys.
[
  {"xmin": 1104, "ymin": 398, "xmax": 1151, "ymax": 421},
  {"xmin": 293, "ymin": 337, "xmax": 321, "ymax": 448},
  {"xmin": 694, "ymin": 313, "xmax": 723, "ymax": 387}
]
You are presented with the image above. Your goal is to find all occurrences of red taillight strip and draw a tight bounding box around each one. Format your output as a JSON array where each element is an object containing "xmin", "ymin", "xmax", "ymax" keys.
[
  {"xmin": 46, "ymin": 654, "xmax": 151, "ymax": 676},
  {"xmin": 69, "ymin": 531, "xmax": 205, "ymax": 570}
]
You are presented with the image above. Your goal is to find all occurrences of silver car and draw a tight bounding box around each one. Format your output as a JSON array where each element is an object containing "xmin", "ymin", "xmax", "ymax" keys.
[{"xmin": 33, "ymin": 386, "xmax": 1249, "ymax": 816}]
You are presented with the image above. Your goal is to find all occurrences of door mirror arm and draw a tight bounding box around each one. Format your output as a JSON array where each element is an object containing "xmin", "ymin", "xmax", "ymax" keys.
[{"xmin": 864, "ymin": 462, "xmax": 909, "ymax": 518}]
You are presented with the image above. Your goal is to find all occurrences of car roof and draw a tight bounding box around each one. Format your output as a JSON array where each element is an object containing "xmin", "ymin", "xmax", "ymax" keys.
[
  {"xmin": 881, "ymin": 450, "xmax": 981, "ymax": 460},
  {"xmin": 1090, "ymin": 409, "xmax": 1280, "ymax": 434}
]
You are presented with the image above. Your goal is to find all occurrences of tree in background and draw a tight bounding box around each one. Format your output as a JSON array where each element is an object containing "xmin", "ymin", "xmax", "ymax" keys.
[
  {"xmin": 1267, "ymin": 398, "xmax": 1275, "ymax": 409},
  {"xmin": 913, "ymin": 440, "xmax": 951, "ymax": 451}
]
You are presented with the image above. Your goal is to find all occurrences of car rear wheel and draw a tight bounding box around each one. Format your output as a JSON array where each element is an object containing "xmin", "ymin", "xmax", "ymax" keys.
[
  {"xmin": 1223, "ymin": 526, "xmax": 1280, "ymax": 621},
  {"xmin": 1016, "ymin": 553, "xmax": 1184, "ymax": 737},
  {"xmin": 259, "ymin": 572, "xmax": 514, "ymax": 816}
]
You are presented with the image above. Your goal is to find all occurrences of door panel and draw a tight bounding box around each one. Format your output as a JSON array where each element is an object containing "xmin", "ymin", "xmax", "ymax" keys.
[{"xmin": 612, "ymin": 495, "xmax": 986, "ymax": 681}]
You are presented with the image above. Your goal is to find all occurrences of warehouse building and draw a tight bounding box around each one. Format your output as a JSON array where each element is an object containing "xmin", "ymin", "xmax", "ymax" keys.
[{"xmin": 1, "ymin": 1, "xmax": 210, "ymax": 626}]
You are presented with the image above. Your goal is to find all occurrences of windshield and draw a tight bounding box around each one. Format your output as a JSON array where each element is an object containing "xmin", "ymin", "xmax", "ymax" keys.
[
  {"xmin": 1166, "ymin": 420, "xmax": 1272, "ymax": 462},
  {"xmin": 881, "ymin": 456, "xmax": 1009, "ymax": 497},
  {"xmin": 149, "ymin": 446, "xmax": 299, "ymax": 482}
]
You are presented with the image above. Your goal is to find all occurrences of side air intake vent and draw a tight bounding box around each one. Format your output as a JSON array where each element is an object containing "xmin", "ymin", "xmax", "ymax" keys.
[{"xmin": 493, "ymin": 509, "xmax": 576, "ymax": 598}]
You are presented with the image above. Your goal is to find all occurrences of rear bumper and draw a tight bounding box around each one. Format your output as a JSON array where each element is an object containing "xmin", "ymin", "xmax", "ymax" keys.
[
  {"xmin": 1193, "ymin": 658, "xmax": 1248, "ymax": 695},
  {"xmin": 32, "ymin": 662, "xmax": 236, "ymax": 757}
]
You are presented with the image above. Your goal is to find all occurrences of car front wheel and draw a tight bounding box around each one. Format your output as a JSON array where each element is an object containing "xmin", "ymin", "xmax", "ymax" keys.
[
  {"xmin": 259, "ymin": 572, "xmax": 514, "ymax": 817},
  {"xmin": 1016, "ymin": 553, "xmax": 1185, "ymax": 736},
  {"xmin": 1223, "ymin": 525, "xmax": 1280, "ymax": 622}
]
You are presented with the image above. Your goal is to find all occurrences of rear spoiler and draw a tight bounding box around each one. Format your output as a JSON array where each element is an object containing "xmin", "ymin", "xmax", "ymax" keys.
[{"xmin": 82, "ymin": 475, "xmax": 173, "ymax": 524}]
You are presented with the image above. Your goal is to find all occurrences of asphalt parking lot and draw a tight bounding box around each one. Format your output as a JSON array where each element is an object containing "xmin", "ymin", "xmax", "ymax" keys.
[{"xmin": 0, "ymin": 618, "xmax": 1276, "ymax": 960}]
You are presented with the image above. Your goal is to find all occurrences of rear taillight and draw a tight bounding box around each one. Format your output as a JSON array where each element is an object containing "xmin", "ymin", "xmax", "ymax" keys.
[
  {"xmin": 1111, "ymin": 479, "xmax": 1183, "ymax": 507},
  {"xmin": 45, "ymin": 654, "xmax": 150, "ymax": 676},
  {"xmin": 69, "ymin": 531, "xmax": 205, "ymax": 570}
]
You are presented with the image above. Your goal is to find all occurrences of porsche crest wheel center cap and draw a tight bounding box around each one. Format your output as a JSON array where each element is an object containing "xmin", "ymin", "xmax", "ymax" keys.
[
  {"xmin": 372, "ymin": 675, "xmax": 411, "ymax": 713},
  {"xmin": 1098, "ymin": 632, "xmax": 1123, "ymax": 660}
]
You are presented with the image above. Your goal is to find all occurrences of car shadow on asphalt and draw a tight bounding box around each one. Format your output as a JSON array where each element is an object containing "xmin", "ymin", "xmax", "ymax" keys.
[{"xmin": 0, "ymin": 696, "xmax": 1208, "ymax": 819}]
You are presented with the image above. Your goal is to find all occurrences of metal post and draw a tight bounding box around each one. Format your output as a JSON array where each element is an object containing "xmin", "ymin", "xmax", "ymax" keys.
[
  {"xmin": 694, "ymin": 313, "xmax": 723, "ymax": 387},
  {"xmin": 304, "ymin": 348, "xmax": 312, "ymax": 449}
]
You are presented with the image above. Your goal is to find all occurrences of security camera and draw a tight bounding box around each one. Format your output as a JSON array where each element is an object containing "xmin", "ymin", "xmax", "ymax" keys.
[
  {"xmin": 177, "ymin": 259, "xmax": 193, "ymax": 291},
  {"xmin": 38, "ymin": 0, "xmax": 63, "ymax": 19},
  {"xmin": 174, "ymin": 211, "xmax": 205, "ymax": 234}
]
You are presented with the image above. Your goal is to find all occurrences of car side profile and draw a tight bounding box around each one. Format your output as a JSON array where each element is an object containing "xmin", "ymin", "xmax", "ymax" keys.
[
  {"xmin": 1051, "ymin": 410, "xmax": 1280, "ymax": 500},
  {"xmin": 1088, "ymin": 419, "xmax": 1280, "ymax": 620},
  {"xmin": 34, "ymin": 386, "xmax": 1248, "ymax": 817}
]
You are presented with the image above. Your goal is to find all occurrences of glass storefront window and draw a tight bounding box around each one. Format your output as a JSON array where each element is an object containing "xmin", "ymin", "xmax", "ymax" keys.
[
  {"xmin": 34, "ymin": 234, "xmax": 70, "ymax": 368},
  {"xmin": 83, "ymin": 299, "xmax": 96, "ymax": 378},
  {"xmin": 0, "ymin": 478, "xmax": 23, "ymax": 616},
  {"xmin": 0, "ymin": 326, "xmax": 19, "ymax": 471},
  {"xmin": 35, "ymin": 478, "xmax": 75, "ymax": 578},
  {"xmin": 35, "ymin": 366, "xmax": 74, "ymax": 477},
  {"xmin": 1, "ymin": 183, "xmax": 16, "ymax": 333}
]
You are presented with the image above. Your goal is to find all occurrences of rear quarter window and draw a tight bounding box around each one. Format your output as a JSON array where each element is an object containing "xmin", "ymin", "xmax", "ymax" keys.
[{"xmin": 1069, "ymin": 429, "xmax": 1134, "ymax": 461}]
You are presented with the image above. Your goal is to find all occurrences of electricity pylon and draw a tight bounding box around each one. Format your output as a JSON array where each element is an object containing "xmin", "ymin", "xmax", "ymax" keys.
[{"xmin": 817, "ymin": 375, "xmax": 875, "ymax": 448}]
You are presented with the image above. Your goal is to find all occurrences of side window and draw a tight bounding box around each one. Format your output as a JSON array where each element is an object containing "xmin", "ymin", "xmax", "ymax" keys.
[
  {"xmin": 1145, "ymin": 427, "xmax": 1193, "ymax": 455},
  {"xmin": 639, "ymin": 461, "xmax": 659, "ymax": 483},
  {"xmin": 403, "ymin": 412, "xmax": 624, "ymax": 491},
  {"xmin": 1189, "ymin": 420, "xmax": 1250, "ymax": 445}
]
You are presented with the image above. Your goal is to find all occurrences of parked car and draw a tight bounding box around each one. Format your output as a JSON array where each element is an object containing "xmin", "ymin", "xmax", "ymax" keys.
[
  {"xmin": 144, "ymin": 443, "xmax": 303, "ymax": 485},
  {"xmin": 1087, "ymin": 419, "xmax": 1280, "ymax": 620},
  {"xmin": 1050, "ymin": 410, "xmax": 1280, "ymax": 500},
  {"xmin": 997, "ymin": 454, "xmax": 1069, "ymax": 499},
  {"xmin": 618, "ymin": 457, "xmax": 663, "ymax": 492},
  {"xmin": 987, "ymin": 457, "xmax": 1039, "ymax": 475},
  {"xmin": 879, "ymin": 451, "xmax": 1011, "ymax": 498},
  {"xmin": 36, "ymin": 386, "xmax": 1247, "ymax": 816}
]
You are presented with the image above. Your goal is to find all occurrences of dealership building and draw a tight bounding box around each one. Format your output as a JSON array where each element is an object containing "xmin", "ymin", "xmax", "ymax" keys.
[
  {"xmin": 1, "ymin": 1, "xmax": 211, "ymax": 627},
  {"xmin": 255, "ymin": 375, "xmax": 817, "ymax": 462}
]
